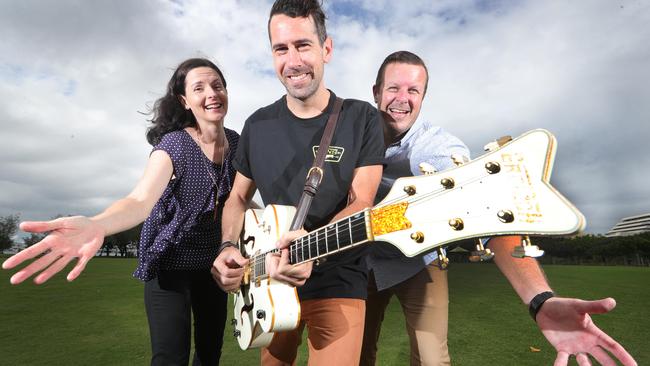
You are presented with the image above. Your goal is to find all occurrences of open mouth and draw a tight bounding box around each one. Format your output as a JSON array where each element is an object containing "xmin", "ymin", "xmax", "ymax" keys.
[
  {"xmin": 288, "ymin": 73, "xmax": 309, "ymax": 81},
  {"xmin": 388, "ymin": 107, "xmax": 410, "ymax": 115},
  {"xmin": 205, "ymin": 103, "xmax": 223, "ymax": 110}
]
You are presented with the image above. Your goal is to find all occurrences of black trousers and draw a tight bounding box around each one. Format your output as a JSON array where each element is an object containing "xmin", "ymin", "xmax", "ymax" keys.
[{"xmin": 144, "ymin": 269, "xmax": 228, "ymax": 366}]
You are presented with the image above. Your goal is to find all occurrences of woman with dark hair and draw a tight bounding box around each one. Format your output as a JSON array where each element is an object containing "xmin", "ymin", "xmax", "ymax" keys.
[{"xmin": 3, "ymin": 57, "xmax": 238, "ymax": 365}]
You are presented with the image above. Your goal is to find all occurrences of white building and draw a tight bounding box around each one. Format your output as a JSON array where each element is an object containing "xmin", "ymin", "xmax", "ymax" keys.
[{"xmin": 605, "ymin": 213, "xmax": 650, "ymax": 237}]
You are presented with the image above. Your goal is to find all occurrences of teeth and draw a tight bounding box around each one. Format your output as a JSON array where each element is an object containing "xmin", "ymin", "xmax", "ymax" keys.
[
  {"xmin": 289, "ymin": 73, "xmax": 308, "ymax": 81},
  {"xmin": 389, "ymin": 108, "xmax": 409, "ymax": 114}
]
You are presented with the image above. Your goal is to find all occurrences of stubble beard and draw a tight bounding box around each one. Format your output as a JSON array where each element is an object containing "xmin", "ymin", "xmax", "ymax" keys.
[{"xmin": 284, "ymin": 78, "xmax": 319, "ymax": 101}]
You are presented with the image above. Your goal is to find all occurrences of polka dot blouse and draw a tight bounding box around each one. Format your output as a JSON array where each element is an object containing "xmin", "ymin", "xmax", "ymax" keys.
[{"xmin": 134, "ymin": 128, "xmax": 239, "ymax": 281}]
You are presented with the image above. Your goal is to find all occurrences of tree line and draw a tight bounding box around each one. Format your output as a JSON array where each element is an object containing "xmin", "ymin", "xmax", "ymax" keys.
[
  {"xmin": 2, "ymin": 214, "xmax": 649, "ymax": 265},
  {"xmin": 447, "ymin": 233, "xmax": 650, "ymax": 266}
]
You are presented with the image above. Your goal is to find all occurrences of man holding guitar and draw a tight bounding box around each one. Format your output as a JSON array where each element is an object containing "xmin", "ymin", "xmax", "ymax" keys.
[
  {"xmin": 361, "ymin": 51, "xmax": 637, "ymax": 366},
  {"xmin": 211, "ymin": 0, "xmax": 384, "ymax": 364}
]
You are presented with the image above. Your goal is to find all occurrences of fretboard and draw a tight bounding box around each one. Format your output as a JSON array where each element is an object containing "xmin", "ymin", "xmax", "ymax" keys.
[{"xmin": 250, "ymin": 211, "xmax": 370, "ymax": 281}]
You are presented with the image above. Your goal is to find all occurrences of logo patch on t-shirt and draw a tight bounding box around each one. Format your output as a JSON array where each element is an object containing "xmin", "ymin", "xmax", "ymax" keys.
[{"xmin": 312, "ymin": 145, "xmax": 345, "ymax": 162}]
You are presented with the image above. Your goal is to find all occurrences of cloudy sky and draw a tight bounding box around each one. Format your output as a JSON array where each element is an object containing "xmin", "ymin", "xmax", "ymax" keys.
[{"xmin": 1, "ymin": 0, "xmax": 648, "ymax": 236}]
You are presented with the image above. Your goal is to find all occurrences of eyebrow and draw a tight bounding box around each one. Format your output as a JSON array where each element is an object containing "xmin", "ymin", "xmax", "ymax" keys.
[
  {"xmin": 272, "ymin": 38, "xmax": 314, "ymax": 49},
  {"xmin": 293, "ymin": 38, "xmax": 313, "ymax": 44},
  {"xmin": 189, "ymin": 79, "xmax": 222, "ymax": 88}
]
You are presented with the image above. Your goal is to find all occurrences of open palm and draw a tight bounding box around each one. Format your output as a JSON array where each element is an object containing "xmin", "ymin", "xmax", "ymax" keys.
[
  {"xmin": 537, "ymin": 297, "xmax": 637, "ymax": 366},
  {"xmin": 2, "ymin": 216, "xmax": 105, "ymax": 284}
]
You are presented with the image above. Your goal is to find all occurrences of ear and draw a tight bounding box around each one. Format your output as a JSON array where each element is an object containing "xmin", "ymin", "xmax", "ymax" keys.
[
  {"xmin": 322, "ymin": 37, "xmax": 333, "ymax": 64},
  {"xmin": 178, "ymin": 95, "xmax": 190, "ymax": 110},
  {"xmin": 372, "ymin": 84, "xmax": 380, "ymax": 105}
]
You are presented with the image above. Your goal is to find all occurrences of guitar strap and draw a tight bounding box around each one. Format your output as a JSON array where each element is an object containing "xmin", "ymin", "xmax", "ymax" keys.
[{"xmin": 289, "ymin": 97, "xmax": 344, "ymax": 231}]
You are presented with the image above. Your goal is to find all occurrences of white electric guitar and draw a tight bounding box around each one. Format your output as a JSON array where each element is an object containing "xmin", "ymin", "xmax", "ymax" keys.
[{"xmin": 231, "ymin": 129, "xmax": 585, "ymax": 350}]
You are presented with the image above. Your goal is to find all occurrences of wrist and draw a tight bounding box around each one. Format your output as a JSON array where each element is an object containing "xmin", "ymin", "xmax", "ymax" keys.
[
  {"xmin": 218, "ymin": 240, "xmax": 237, "ymax": 255},
  {"xmin": 528, "ymin": 291, "xmax": 555, "ymax": 322}
]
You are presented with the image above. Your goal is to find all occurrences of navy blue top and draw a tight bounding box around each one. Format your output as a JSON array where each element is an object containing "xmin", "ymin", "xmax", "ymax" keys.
[{"xmin": 134, "ymin": 128, "xmax": 239, "ymax": 281}]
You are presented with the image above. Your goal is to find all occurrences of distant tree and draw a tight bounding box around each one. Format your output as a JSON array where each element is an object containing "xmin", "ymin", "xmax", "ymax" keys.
[
  {"xmin": 0, "ymin": 214, "xmax": 20, "ymax": 251},
  {"xmin": 115, "ymin": 224, "xmax": 142, "ymax": 257},
  {"xmin": 101, "ymin": 238, "xmax": 115, "ymax": 256},
  {"xmin": 103, "ymin": 224, "xmax": 142, "ymax": 257}
]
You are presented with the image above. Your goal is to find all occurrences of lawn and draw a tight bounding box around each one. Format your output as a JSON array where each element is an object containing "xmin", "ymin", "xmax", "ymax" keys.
[{"xmin": 0, "ymin": 258, "xmax": 647, "ymax": 365}]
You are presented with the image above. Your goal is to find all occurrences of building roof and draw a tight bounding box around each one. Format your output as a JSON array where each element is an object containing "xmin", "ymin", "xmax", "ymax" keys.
[{"xmin": 605, "ymin": 213, "xmax": 650, "ymax": 237}]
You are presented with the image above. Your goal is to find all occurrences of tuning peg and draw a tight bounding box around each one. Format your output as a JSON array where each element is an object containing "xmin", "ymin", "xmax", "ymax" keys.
[
  {"xmin": 435, "ymin": 247, "xmax": 450, "ymax": 270},
  {"xmin": 418, "ymin": 162, "xmax": 437, "ymax": 175},
  {"xmin": 511, "ymin": 236, "xmax": 544, "ymax": 258},
  {"xmin": 484, "ymin": 135, "xmax": 513, "ymax": 152},
  {"xmin": 469, "ymin": 239, "xmax": 494, "ymax": 262},
  {"xmin": 451, "ymin": 154, "xmax": 469, "ymax": 166}
]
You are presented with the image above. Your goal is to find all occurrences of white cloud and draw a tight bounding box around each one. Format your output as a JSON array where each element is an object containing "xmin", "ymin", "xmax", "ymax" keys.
[{"xmin": 1, "ymin": 0, "xmax": 648, "ymax": 233}]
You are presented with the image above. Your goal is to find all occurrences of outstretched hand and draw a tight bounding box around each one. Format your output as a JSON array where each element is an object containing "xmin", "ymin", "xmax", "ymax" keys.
[
  {"xmin": 2, "ymin": 216, "xmax": 105, "ymax": 284},
  {"xmin": 266, "ymin": 229, "xmax": 313, "ymax": 287},
  {"xmin": 537, "ymin": 297, "xmax": 637, "ymax": 366}
]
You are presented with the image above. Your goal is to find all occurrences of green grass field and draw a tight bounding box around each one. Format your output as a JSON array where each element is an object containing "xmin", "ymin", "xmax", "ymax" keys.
[{"xmin": 1, "ymin": 258, "xmax": 647, "ymax": 365}]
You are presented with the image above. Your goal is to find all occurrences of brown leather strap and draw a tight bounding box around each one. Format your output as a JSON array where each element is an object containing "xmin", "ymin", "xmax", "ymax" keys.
[{"xmin": 290, "ymin": 97, "xmax": 344, "ymax": 231}]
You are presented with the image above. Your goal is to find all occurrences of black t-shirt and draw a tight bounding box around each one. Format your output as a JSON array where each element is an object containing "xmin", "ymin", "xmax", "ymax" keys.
[{"xmin": 234, "ymin": 91, "xmax": 385, "ymax": 300}]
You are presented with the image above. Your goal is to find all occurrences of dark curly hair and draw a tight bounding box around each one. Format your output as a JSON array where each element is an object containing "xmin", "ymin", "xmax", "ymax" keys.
[{"xmin": 146, "ymin": 58, "xmax": 227, "ymax": 146}]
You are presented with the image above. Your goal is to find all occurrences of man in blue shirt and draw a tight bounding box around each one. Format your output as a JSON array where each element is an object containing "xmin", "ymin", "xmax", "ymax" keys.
[{"xmin": 361, "ymin": 51, "xmax": 637, "ymax": 366}]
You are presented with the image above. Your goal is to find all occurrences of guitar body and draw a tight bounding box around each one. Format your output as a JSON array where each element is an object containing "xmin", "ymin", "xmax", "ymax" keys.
[{"xmin": 233, "ymin": 205, "xmax": 301, "ymax": 350}]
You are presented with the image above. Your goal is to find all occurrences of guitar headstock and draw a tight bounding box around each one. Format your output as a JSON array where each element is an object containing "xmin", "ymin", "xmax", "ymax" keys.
[{"xmin": 370, "ymin": 129, "xmax": 585, "ymax": 257}]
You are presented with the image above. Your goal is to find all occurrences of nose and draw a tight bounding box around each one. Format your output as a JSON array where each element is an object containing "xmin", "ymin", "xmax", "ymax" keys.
[
  {"xmin": 205, "ymin": 85, "xmax": 219, "ymax": 99},
  {"xmin": 395, "ymin": 88, "xmax": 409, "ymax": 102},
  {"xmin": 287, "ymin": 46, "xmax": 303, "ymax": 67}
]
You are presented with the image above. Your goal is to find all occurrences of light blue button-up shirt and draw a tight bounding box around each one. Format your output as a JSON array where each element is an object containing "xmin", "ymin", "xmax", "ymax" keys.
[{"xmin": 368, "ymin": 118, "xmax": 470, "ymax": 290}]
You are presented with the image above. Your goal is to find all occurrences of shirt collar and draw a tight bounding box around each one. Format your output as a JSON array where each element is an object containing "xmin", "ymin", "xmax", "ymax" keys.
[{"xmin": 387, "ymin": 117, "xmax": 426, "ymax": 148}]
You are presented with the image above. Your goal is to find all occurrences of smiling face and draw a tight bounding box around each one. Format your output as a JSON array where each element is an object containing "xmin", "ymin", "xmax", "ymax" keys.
[
  {"xmin": 373, "ymin": 62, "xmax": 427, "ymax": 142},
  {"xmin": 179, "ymin": 66, "xmax": 228, "ymax": 125},
  {"xmin": 269, "ymin": 14, "xmax": 332, "ymax": 102}
]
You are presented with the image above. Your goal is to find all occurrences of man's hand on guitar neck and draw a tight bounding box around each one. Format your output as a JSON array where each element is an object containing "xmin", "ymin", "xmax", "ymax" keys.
[
  {"xmin": 266, "ymin": 229, "xmax": 313, "ymax": 287},
  {"xmin": 211, "ymin": 247, "xmax": 249, "ymax": 293}
]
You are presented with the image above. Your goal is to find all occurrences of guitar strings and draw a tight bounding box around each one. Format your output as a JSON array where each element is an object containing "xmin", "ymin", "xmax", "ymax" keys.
[
  {"xmin": 374, "ymin": 172, "xmax": 493, "ymax": 209},
  {"xmin": 248, "ymin": 218, "xmax": 368, "ymax": 278},
  {"xmin": 249, "ymin": 220, "xmax": 368, "ymax": 269}
]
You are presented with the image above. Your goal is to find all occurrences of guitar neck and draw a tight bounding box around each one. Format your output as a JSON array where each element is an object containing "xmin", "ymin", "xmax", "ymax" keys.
[{"xmin": 250, "ymin": 210, "xmax": 371, "ymax": 279}]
